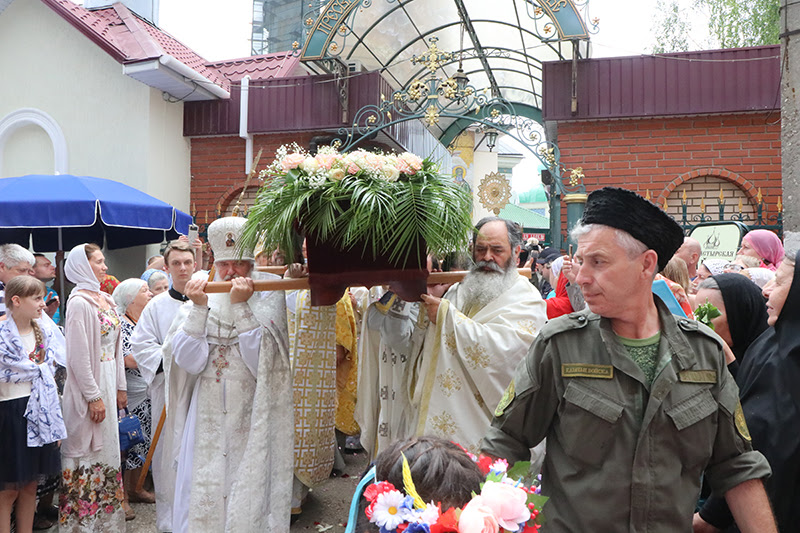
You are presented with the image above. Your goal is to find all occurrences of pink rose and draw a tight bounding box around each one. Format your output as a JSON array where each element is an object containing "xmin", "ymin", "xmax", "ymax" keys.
[
  {"xmin": 281, "ymin": 153, "xmax": 305, "ymax": 170},
  {"xmin": 347, "ymin": 163, "xmax": 360, "ymax": 175},
  {"xmin": 458, "ymin": 496, "xmax": 500, "ymax": 533},
  {"xmin": 477, "ymin": 481, "xmax": 531, "ymax": 531},
  {"xmin": 315, "ymin": 153, "xmax": 336, "ymax": 170},
  {"xmin": 400, "ymin": 152, "xmax": 423, "ymax": 173}
]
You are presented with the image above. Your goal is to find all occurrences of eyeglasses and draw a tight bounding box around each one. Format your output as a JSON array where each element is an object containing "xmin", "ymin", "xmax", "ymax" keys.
[{"xmin": 724, "ymin": 263, "xmax": 744, "ymax": 271}]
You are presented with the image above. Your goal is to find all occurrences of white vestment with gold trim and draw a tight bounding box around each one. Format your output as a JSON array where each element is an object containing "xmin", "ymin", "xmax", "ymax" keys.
[{"xmin": 411, "ymin": 276, "xmax": 547, "ymax": 454}]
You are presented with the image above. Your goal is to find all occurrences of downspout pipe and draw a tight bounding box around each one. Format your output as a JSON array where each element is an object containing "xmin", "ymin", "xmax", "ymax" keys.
[{"xmin": 239, "ymin": 76, "xmax": 253, "ymax": 174}]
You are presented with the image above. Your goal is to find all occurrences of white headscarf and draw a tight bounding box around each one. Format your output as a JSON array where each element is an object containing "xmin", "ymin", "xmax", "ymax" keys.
[
  {"xmin": 64, "ymin": 243, "xmax": 101, "ymax": 292},
  {"xmin": 742, "ymin": 267, "xmax": 775, "ymax": 288},
  {"xmin": 551, "ymin": 255, "xmax": 565, "ymax": 281},
  {"xmin": 112, "ymin": 278, "xmax": 147, "ymax": 316}
]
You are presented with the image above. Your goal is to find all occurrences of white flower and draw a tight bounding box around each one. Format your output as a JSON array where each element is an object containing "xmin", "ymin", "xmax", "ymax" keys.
[
  {"xmin": 383, "ymin": 165, "xmax": 400, "ymax": 182},
  {"xmin": 329, "ymin": 168, "xmax": 346, "ymax": 181},
  {"xmin": 372, "ymin": 490, "xmax": 413, "ymax": 530},
  {"xmin": 301, "ymin": 156, "xmax": 320, "ymax": 173},
  {"xmin": 307, "ymin": 172, "xmax": 327, "ymax": 189},
  {"xmin": 419, "ymin": 502, "xmax": 440, "ymax": 525}
]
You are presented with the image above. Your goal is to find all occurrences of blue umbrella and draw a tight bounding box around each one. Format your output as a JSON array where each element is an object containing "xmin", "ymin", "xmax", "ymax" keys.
[{"xmin": 0, "ymin": 174, "xmax": 191, "ymax": 251}]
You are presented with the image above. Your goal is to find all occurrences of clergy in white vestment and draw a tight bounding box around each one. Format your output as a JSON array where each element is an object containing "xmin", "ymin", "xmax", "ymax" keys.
[
  {"xmin": 163, "ymin": 217, "xmax": 293, "ymax": 533},
  {"xmin": 414, "ymin": 217, "xmax": 548, "ymax": 454},
  {"xmin": 130, "ymin": 239, "xmax": 195, "ymax": 532},
  {"xmin": 354, "ymin": 290, "xmax": 425, "ymax": 458}
]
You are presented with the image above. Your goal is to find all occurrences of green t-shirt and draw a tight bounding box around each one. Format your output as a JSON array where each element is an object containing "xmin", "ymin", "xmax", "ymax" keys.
[{"xmin": 617, "ymin": 332, "xmax": 662, "ymax": 386}]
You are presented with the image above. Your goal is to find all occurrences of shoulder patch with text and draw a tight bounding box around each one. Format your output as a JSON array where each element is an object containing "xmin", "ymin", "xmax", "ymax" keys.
[{"xmin": 561, "ymin": 363, "xmax": 614, "ymax": 379}]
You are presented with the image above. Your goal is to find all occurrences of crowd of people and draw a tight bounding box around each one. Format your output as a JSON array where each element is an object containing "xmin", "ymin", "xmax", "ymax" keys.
[{"xmin": 0, "ymin": 185, "xmax": 796, "ymax": 532}]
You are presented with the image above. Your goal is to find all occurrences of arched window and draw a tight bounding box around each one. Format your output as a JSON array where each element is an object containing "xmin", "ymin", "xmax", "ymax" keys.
[
  {"xmin": 664, "ymin": 175, "xmax": 755, "ymax": 226},
  {"xmin": 0, "ymin": 108, "xmax": 68, "ymax": 176}
]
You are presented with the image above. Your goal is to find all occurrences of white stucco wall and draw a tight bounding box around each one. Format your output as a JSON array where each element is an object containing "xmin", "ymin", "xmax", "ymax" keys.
[{"xmin": 0, "ymin": 0, "xmax": 191, "ymax": 279}]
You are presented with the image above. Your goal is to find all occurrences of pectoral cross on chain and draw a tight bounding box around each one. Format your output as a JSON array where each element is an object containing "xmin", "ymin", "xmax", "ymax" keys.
[{"xmin": 213, "ymin": 346, "xmax": 230, "ymax": 382}]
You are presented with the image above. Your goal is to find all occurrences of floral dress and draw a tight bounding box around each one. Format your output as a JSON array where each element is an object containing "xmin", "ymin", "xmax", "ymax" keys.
[{"xmin": 60, "ymin": 308, "xmax": 126, "ymax": 532}]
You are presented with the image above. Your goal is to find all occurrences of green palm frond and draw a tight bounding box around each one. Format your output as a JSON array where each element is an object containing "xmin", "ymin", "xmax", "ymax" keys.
[{"xmin": 241, "ymin": 153, "xmax": 472, "ymax": 267}]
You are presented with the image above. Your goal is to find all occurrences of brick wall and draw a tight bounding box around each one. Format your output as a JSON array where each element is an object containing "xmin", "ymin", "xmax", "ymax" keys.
[
  {"xmin": 189, "ymin": 132, "xmax": 315, "ymax": 224},
  {"xmin": 555, "ymin": 112, "xmax": 782, "ymax": 227}
]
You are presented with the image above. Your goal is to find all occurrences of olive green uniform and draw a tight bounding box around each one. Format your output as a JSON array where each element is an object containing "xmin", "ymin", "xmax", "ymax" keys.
[{"xmin": 482, "ymin": 299, "xmax": 770, "ymax": 532}]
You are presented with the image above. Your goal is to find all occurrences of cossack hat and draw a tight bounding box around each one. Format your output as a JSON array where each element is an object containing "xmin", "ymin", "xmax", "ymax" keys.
[
  {"xmin": 581, "ymin": 187, "xmax": 684, "ymax": 271},
  {"xmin": 207, "ymin": 216, "xmax": 255, "ymax": 262}
]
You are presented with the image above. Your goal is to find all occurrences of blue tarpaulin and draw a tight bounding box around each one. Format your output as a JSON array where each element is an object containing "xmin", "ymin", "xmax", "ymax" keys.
[{"xmin": 0, "ymin": 174, "xmax": 191, "ymax": 251}]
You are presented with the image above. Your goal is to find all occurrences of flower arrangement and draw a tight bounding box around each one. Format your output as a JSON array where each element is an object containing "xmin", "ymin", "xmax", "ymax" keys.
[
  {"xmin": 363, "ymin": 453, "xmax": 547, "ymax": 533},
  {"xmin": 241, "ymin": 144, "xmax": 473, "ymax": 268}
]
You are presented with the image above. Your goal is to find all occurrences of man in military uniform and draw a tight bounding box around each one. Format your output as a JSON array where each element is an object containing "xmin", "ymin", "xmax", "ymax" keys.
[{"xmin": 482, "ymin": 187, "xmax": 776, "ymax": 532}]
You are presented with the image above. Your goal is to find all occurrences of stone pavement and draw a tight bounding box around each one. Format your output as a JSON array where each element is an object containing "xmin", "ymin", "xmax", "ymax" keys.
[{"xmin": 43, "ymin": 448, "xmax": 369, "ymax": 532}]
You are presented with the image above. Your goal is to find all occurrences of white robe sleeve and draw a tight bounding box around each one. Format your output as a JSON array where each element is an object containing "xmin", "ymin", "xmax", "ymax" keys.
[
  {"xmin": 173, "ymin": 304, "xmax": 210, "ymax": 376},
  {"xmin": 232, "ymin": 302, "xmax": 261, "ymax": 378},
  {"xmin": 131, "ymin": 303, "xmax": 167, "ymax": 385}
]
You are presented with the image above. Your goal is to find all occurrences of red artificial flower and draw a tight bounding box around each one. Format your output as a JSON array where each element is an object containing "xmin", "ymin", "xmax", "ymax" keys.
[
  {"xmin": 429, "ymin": 507, "xmax": 460, "ymax": 532},
  {"xmin": 522, "ymin": 523, "xmax": 541, "ymax": 532},
  {"xmin": 397, "ymin": 524, "xmax": 408, "ymax": 532},
  {"xmin": 365, "ymin": 501, "xmax": 376, "ymax": 520},
  {"xmin": 364, "ymin": 481, "xmax": 396, "ymax": 503},
  {"xmin": 476, "ymin": 455, "xmax": 494, "ymax": 475}
]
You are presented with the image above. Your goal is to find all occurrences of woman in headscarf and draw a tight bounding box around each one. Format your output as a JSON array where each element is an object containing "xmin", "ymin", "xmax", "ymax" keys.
[
  {"xmin": 694, "ymin": 273, "xmax": 769, "ymax": 375},
  {"xmin": 697, "ymin": 250, "xmax": 800, "ymax": 532},
  {"xmin": 59, "ymin": 243, "xmax": 128, "ymax": 531},
  {"xmin": 738, "ymin": 229, "xmax": 784, "ymax": 271},
  {"xmin": 140, "ymin": 269, "xmax": 168, "ymax": 296},
  {"xmin": 112, "ymin": 279, "xmax": 155, "ymax": 517}
]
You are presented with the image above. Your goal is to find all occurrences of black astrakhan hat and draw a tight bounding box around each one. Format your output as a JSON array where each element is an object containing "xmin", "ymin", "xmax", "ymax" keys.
[{"xmin": 581, "ymin": 187, "xmax": 684, "ymax": 271}]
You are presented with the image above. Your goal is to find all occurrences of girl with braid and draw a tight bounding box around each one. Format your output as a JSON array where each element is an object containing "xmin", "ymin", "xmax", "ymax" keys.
[{"xmin": 0, "ymin": 276, "xmax": 66, "ymax": 533}]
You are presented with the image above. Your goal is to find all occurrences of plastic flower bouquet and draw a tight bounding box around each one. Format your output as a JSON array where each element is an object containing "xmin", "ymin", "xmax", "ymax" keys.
[
  {"xmin": 241, "ymin": 144, "xmax": 473, "ymax": 269},
  {"xmin": 363, "ymin": 454, "xmax": 548, "ymax": 533}
]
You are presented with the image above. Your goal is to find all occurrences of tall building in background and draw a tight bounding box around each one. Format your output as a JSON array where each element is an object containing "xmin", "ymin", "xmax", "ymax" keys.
[{"xmin": 251, "ymin": 0, "xmax": 303, "ymax": 55}]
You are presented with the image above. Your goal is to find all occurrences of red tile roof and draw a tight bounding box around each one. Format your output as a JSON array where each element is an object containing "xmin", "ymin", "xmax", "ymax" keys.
[
  {"xmin": 208, "ymin": 52, "xmax": 303, "ymax": 82},
  {"xmin": 40, "ymin": 0, "xmax": 304, "ymax": 94}
]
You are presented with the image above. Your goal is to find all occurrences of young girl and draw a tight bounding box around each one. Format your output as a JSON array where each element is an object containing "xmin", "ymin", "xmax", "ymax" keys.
[{"xmin": 0, "ymin": 276, "xmax": 66, "ymax": 533}]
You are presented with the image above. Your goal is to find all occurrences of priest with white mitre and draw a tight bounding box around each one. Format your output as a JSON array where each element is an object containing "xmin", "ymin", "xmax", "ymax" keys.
[
  {"xmin": 162, "ymin": 216, "xmax": 293, "ymax": 532},
  {"xmin": 413, "ymin": 217, "xmax": 548, "ymax": 453},
  {"xmin": 130, "ymin": 239, "xmax": 195, "ymax": 532}
]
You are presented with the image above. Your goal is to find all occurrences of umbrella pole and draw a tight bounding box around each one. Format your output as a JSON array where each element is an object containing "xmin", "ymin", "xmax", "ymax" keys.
[{"xmin": 58, "ymin": 229, "xmax": 65, "ymax": 322}]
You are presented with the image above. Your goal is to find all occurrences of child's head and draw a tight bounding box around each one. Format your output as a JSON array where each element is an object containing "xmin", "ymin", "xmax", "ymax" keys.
[
  {"xmin": 374, "ymin": 437, "xmax": 483, "ymax": 510},
  {"xmin": 5, "ymin": 276, "xmax": 47, "ymax": 312}
]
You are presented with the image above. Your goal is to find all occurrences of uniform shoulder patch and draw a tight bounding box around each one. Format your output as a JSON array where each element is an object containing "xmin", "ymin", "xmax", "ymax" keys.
[
  {"xmin": 678, "ymin": 370, "xmax": 717, "ymax": 384},
  {"xmin": 734, "ymin": 400, "xmax": 752, "ymax": 441},
  {"xmin": 494, "ymin": 381, "xmax": 515, "ymax": 417},
  {"xmin": 562, "ymin": 363, "xmax": 614, "ymax": 379}
]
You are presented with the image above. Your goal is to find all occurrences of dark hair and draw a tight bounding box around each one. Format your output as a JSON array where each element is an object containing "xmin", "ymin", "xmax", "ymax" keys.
[
  {"xmin": 376, "ymin": 437, "xmax": 483, "ymax": 509},
  {"xmin": 474, "ymin": 217, "xmax": 523, "ymax": 250},
  {"xmin": 355, "ymin": 437, "xmax": 483, "ymax": 532},
  {"xmin": 442, "ymin": 251, "xmax": 473, "ymax": 272},
  {"xmin": 84, "ymin": 243, "xmax": 101, "ymax": 260}
]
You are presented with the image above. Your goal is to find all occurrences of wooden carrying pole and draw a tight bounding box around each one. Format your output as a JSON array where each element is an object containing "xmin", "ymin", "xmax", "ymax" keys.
[{"xmin": 204, "ymin": 268, "xmax": 532, "ymax": 293}]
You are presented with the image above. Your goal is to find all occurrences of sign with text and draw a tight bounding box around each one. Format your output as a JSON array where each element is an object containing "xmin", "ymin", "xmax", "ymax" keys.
[{"xmin": 690, "ymin": 222, "xmax": 748, "ymax": 263}]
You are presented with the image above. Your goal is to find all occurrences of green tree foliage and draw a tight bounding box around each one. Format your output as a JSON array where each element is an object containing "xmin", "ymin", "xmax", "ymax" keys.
[
  {"xmin": 653, "ymin": 0, "xmax": 691, "ymax": 53},
  {"xmin": 652, "ymin": 0, "xmax": 779, "ymax": 53}
]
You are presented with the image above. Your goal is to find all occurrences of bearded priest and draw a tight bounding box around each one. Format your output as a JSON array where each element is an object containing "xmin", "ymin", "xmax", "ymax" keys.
[
  {"xmin": 414, "ymin": 217, "xmax": 547, "ymax": 454},
  {"xmin": 163, "ymin": 216, "xmax": 293, "ymax": 532}
]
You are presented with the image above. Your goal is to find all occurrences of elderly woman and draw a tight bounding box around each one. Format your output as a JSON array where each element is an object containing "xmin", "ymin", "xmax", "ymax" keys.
[
  {"xmin": 696, "ymin": 250, "xmax": 800, "ymax": 532},
  {"xmin": 694, "ymin": 273, "xmax": 769, "ymax": 374},
  {"xmin": 141, "ymin": 269, "xmax": 168, "ymax": 296},
  {"xmin": 112, "ymin": 279, "xmax": 155, "ymax": 516},
  {"xmin": 737, "ymin": 229, "xmax": 784, "ymax": 271},
  {"xmin": 60, "ymin": 243, "xmax": 127, "ymax": 531}
]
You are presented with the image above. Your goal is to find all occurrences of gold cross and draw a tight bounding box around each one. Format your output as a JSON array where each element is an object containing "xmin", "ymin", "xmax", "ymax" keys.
[{"xmin": 212, "ymin": 347, "xmax": 229, "ymax": 382}]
